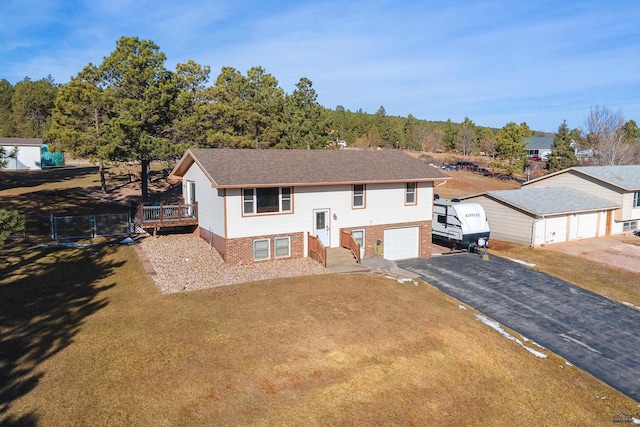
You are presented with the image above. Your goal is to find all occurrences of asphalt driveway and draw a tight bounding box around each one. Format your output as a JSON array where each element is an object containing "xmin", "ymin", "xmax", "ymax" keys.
[{"xmin": 397, "ymin": 254, "xmax": 640, "ymax": 402}]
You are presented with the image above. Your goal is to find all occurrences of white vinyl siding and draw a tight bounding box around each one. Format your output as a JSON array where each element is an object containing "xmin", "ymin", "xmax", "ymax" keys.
[
  {"xmin": 182, "ymin": 161, "xmax": 225, "ymax": 237},
  {"xmin": 225, "ymin": 182, "xmax": 435, "ymax": 245},
  {"xmin": 465, "ymin": 195, "xmax": 535, "ymax": 246},
  {"xmin": 525, "ymin": 171, "xmax": 621, "ymax": 204}
]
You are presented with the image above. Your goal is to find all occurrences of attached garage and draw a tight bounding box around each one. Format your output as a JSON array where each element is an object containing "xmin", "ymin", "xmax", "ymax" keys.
[
  {"xmin": 384, "ymin": 226, "xmax": 419, "ymax": 260},
  {"xmin": 463, "ymin": 187, "xmax": 619, "ymax": 247}
]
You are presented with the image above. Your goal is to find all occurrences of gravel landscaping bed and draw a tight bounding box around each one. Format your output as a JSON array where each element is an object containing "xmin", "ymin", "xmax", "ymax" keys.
[{"xmin": 139, "ymin": 234, "xmax": 327, "ymax": 293}]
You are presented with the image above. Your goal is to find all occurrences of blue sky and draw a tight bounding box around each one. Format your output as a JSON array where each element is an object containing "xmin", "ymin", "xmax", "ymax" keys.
[{"xmin": 1, "ymin": 0, "xmax": 639, "ymax": 132}]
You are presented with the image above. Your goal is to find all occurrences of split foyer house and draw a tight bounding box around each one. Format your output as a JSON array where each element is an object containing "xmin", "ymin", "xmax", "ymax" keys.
[
  {"xmin": 462, "ymin": 165, "xmax": 640, "ymax": 246},
  {"xmin": 168, "ymin": 148, "xmax": 448, "ymax": 265}
]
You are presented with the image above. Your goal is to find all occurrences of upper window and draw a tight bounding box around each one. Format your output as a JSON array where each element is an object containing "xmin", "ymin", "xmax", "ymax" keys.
[
  {"xmin": 634, "ymin": 191, "xmax": 640, "ymax": 208},
  {"xmin": 352, "ymin": 184, "xmax": 365, "ymax": 208},
  {"xmin": 243, "ymin": 187, "xmax": 292, "ymax": 215},
  {"xmin": 405, "ymin": 182, "xmax": 417, "ymax": 205}
]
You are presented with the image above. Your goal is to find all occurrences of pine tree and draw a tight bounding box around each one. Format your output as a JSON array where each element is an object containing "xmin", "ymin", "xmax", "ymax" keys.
[
  {"xmin": 495, "ymin": 122, "xmax": 531, "ymax": 173},
  {"xmin": 546, "ymin": 120, "xmax": 578, "ymax": 172}
]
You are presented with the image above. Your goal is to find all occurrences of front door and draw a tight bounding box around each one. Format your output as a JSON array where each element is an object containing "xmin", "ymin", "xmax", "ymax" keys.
[{"xmin": 314, "ymin": 209, "xmax": 330, "ymax": 246}]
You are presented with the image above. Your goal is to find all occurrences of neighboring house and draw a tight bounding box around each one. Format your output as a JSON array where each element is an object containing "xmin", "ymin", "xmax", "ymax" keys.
[
  {"xmin": 462, "ymin": 165, "xmax": 640, "ymax": 246},
  {"xmin": 169, "ymin": 148, "xmax": 448, "ymax": 265},
  {"xmin": 0, "ymin": 137, "xmax": 65, "ymax": 170},
  {"xmin": 524, "ymin": 137, "xmax": 553, "ymax": 160},
  {"xmin": 524, "ymin": 165, "xmax": 640, "ymax": 235},
  {"xmin": 462, "ymin": 188, "xmax": 619, "ymax": 246}
]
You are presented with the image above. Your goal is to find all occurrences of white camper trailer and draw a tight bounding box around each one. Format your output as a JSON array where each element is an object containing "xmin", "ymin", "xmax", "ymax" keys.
[{"xmin": 432, "ymin": 198, "xmax": 490, "ymax": 250}]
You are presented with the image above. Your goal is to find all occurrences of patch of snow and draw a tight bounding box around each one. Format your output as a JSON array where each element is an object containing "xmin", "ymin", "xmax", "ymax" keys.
[
  {"xmin": 632, "ymin": 417, "xmax": 640, "ymax": 425},
  {"xmin": 509, "ymin": 258, "xmax": 536, "ymax": 267},
  {"xmin": 475, "ymin": 314, "xmax": 547, "ymax": 358},
  {"xmin": 458, "ymin": 305, "xmax": 467, "ymax": 310},
  {"xmin": 37, "ymin": 242, "xmax": 95, "ymax": 248},
  {"xmin": 623, "ymin": 301, "xmax": 640, "ymax": 310},
  {"xmin": 397, "ymin": 277, "xmax": 419, "ymax": 286},
  {"xmin": 120, "ymin": 236, "xmax": 135, "ymax": 245}
]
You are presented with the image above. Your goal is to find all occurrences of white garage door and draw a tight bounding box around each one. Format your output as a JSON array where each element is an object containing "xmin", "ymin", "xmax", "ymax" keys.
[
  {"xmin": 384, "ymin": 227, "xmax": 419, "ymax": 260},
  {"xmin": 545, "ymin": 216, "xmax": 567, "ymax": 244},
  {"xmin": 577, "ymin": 213, "xmax": 598, "ymax": 239}
]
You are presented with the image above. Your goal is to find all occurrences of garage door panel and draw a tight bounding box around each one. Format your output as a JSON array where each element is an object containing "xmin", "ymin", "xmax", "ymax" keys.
[
  {"xmin": 384, "ymin": 227, "xmax": 419, "ymax": 260},
  {"xmin": 578, "ymin": 213, "xmax": 598, "ymax": 239},
  {"xmin": 545, "ymin": 217, "xmax": 567, "ymax": 244}
]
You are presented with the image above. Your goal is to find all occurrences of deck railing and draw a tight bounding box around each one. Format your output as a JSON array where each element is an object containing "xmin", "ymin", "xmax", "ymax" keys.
[
  {"xmin": 135, "ymin": 202, "xmax": 198, "ymax": 228},
  {"xmin": 340, "ymin": 230, "xmax": 361, "ymax": 264},
  {"xmin": 308, "ymin": 234, "xmax": 327, "ymax": 267}
]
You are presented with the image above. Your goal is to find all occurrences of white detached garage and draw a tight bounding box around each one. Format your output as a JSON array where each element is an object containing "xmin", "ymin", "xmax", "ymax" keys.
[{"xmin": 463, "ymin": 187, "xmax": 619, "ymax": 246}]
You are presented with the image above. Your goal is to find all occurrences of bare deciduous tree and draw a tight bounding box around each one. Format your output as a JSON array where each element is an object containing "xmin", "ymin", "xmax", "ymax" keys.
[
  {"xmin": 413, "ymin": 125, "xmax": 444, "ymax": 152},
  {"xmin": 584, "ymin": 105, "xmax": 635, "ymax": 165}
]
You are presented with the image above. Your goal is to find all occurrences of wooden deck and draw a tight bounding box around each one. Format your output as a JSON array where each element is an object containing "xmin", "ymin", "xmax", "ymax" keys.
[{"xmin": 134, "ymin": 203, "xmax": 198, "ymax": 234}]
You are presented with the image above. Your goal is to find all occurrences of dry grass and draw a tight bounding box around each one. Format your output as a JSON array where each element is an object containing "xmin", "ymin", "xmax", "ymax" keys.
[
  {"xmin": 1, "ymin": 160, "xmax": 639, "ymax": 426},
  {"xmin": 433, "ymin": 169, "xmax": 520, "ymax": 199},
  {"xmin": 0, "ymin": 166, "xmax": 127, "ymax": 215},
  {"xmin": 2, "ymin": 244, "xmax": 638, "ymax": 426}
]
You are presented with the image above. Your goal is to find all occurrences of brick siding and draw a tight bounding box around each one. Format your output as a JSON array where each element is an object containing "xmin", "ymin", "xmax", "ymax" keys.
[
  {"xmin": 341, "ymin": 220, "xmax": 432, "ymax": 259},
  {"xmin": 199, "ymin": 227, "xmax": 304, "ymax": 266}
]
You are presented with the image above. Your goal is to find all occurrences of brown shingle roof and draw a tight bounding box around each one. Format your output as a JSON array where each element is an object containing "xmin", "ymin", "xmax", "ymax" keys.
[{"xmin": 172, "ymin": 148, "xmax": 448, "ymax": 188}]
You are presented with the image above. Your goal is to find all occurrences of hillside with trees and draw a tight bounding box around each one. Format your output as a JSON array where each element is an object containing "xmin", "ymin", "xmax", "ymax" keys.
[{"xmin": 1, "ymin": 36, "xmax": 639, "ymax": 200}]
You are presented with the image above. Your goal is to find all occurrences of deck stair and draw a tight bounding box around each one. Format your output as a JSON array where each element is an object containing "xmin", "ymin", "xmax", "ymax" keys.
[{"xmin": 325, "ymin": 247, "xmax": 370, "ymax": 274}]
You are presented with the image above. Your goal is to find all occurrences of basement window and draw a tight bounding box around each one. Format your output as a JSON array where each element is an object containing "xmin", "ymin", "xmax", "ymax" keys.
[
  {"xmin": 274, "ymin": 236, "xmax": 291, "ymax": 258},
  {"xmin": 253, "ymin": 238, "xmax": 270, "ymax": 261}
]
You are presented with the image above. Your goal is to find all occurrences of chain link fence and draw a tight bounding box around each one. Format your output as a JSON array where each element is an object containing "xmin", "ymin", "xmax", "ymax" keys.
[{"xmin": 18, "ymin": 212, "xmax": 131, "ymax": 241}]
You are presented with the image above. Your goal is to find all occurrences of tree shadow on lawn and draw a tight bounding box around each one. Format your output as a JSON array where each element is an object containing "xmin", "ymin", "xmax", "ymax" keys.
[
  {"xmin": 0, "ymin": 241, "xmax": 121, "ymax": 422},
  {"xmin": 2, "ymin": 189, "xmax": 131, "ymax": 216},
  {"xmin": 0, "ymin": 167, "xmax": 99, "ymax": 192}
]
